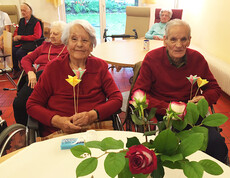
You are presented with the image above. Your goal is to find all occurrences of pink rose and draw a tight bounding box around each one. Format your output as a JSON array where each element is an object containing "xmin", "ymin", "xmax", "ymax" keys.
[
  {"xmin": 125, "ymin": 145, "xmax": 157, "ymax": 174},
  {"xmin": 169, "ymin": 101, "xmax": 187, "ymax": 120}
]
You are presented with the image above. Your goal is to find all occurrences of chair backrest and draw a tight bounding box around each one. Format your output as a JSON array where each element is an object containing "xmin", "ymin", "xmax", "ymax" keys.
[
  {"xmin": 125, "ymin": 6, "xmax": 151, "ymax": 38},
  {"xmin": 0, "ymin": 5, "xmax": 20, "ymax": 34},
  {"xmin": 154, "ymin": 8, "xmax": 183, "ymax": 23},
  {"xmin": 3, "ymin": 30, "xmax": 13, "ymax": 68}
]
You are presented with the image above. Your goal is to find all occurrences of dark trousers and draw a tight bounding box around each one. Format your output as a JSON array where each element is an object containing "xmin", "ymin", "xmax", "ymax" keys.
[
  {"xmin": 12, "ymin": 46, "xmax": 30, "ymax": 71},
  {"xmin": 156, "ymin": 114, "xmax": 228, "ymax": 164},
  {"xmin": 13, "ymin": 70, "xmax": 43, "ymax": 126}
]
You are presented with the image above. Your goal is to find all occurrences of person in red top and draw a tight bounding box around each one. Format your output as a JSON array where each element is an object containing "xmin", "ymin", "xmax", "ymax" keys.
[
  {"xmin": 132, "ymin": 19, "xmax": 228, "ymax": 163},
  {"xmin": 12, "ymin": 2, "xmax": 43, "ymax": 79},
  {"xmin": 26, "ymin": 19, "xmax": 122, "ymax": 137},
  {"xmin": 13, "ymin": 21, "xmax": 67, "ymax": 126}
]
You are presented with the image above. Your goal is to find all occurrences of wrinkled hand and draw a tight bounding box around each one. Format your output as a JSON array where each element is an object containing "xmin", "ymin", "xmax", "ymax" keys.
[
  {"xmin": 28, "ymin": 71, "xmax": 37, "ymax": 89},
  {"xmin": 13, "ymin": 35, "xmax": 22, "ymax": 41},
  {"xmin": 188, "ymin": 95, "xmax": 205, "ymax": 104},
  {"xmin": 73, "ymin": 110, "xmax": 98, "ymax": 127},
  {"xmin": 153, "ymin": 36, "xmax": 163, "ymax": 40},
  {"xmin": 51, "ymin": 115, "xmax": 81, "ymax": 134}
]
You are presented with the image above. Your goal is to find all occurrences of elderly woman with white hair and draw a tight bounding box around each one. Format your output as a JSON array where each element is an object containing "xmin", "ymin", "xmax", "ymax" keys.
[
  {"xmin": 145, "ymin": 8, "xmax": 173, "ymax": 40},
  {"xmin": 26, "ymin": 20, "xmax": 122, "ymax": 137},
  {"xmin": 13, "ymin": 21, "xmax": 68, "ymax": 126}
]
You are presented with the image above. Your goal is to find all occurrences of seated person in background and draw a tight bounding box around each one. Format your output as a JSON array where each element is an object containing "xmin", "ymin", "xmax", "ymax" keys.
[
  {"xmin": 145, "ymin": 8, "xmax": 172, "ymax": 40},
  {"xmin": 13, "ymin": 21, "xmax": 68, "ymax": 126},
  {"xmin": 12, "ymin": 2, "xmax": 43, "ymax": 79},
  {"xmin": 0, "ymin": 10, "xmax": 11, "ymax": 54},
  {"xmin": 26, "ymin": 19, "xmax": 122, "ymax": 137},
  {"xmin": 133, "ymin": 19, "xmax": 228, "ymax": 163}
]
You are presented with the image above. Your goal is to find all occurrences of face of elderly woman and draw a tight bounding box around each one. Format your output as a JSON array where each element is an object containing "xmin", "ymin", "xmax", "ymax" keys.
[
  {"xmin": 67, "ymin": 24, "xmax": 93, "ymax": 61},
  {"xmin": 20, "ymin": 4, "xmax": 32, "ymax": 19},
  {"xmin": 160, "ymin": 11, "xmax": 171, "ymax": 24},
  {"xmin": 50, "ymin": 26, "xmax": 63, "ymax": 45},
  {"xmin": 164, "ymin": 25, "xmax": 191, "ymax": 61}
]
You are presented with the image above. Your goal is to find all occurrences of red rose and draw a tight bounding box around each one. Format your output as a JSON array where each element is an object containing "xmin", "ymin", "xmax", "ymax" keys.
[{"xmin": 125, "ymin": 145, "xmax": 157, "ymax": 174}]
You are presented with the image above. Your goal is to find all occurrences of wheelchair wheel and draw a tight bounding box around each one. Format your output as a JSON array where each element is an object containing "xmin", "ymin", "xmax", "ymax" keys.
[{"xmin": 0, "ymin": 124, "xmax": 26, "ymax": 157}]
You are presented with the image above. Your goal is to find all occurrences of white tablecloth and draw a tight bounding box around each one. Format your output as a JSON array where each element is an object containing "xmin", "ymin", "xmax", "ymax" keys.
[{"xmin": 0, "ymin": 130, "xmax": 229, "ymax": 178}]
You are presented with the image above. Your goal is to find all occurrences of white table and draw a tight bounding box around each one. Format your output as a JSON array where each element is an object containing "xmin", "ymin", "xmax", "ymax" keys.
[
  {"xmin": 0, "ymin": 130, "xmax": 229, "ymax": 178},
  {"xmin": 92, "ymin": 39, "xmax": 163, "ymax": 67}
]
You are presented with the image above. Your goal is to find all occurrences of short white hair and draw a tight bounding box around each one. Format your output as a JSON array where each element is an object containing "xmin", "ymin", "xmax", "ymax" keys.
[
  {"xmin": 165, "ymin": 19, "xmax": 191, "ymax": 38},
  {"xmin": 51, "ymin": 21, "xmax": 66, "ymax": 33},
  {"xmin": 61, "ymin": 19, "xmax": 97, "ymax": 47},
  {"xmin": 160, "ymin": 8, "xmax": 173, "ymax": 18}
]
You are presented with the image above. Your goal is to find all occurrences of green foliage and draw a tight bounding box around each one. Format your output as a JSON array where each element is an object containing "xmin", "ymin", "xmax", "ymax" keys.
[
  {"xmin": 104, "ymin": 152, "xmax": 126, "ymax": 177},
  {"xmin": 71, "ymin": 99, "xmax": 227, "ymax": 178},
  {"xmin": 199, "ymin": 159, "xmax": 223, "ymax": 175},
  {"xmin": 126, "ymin": 136, "xmax": 141, "ymax": 148},
  {"xmin": 71, "ymin": 145, "xmax": 91, "ymax": 158},
  {"xmin": 153, "ymin": 129, "xmax": 179, "ymax": 155},
  {"xmin": 76, "ymin": 157, "xmax": 98, "ymax": 177},
  {"xmin": 181, "ymin": 161, "xmax": 204, "ymax": 178}
]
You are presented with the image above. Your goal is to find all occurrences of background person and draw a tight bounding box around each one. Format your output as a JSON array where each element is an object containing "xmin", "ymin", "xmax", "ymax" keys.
[
  {"xmin": 13, "ymin": 21, "xmax": 67, "ymax": 126},
  {"xmin": 133, "ymin": 19, "xmax": 228, "ymax": 163},
  {"xmin": 0, "ymin": 10, "xmax": 11, "ymax": 54},
  {"xmin": 27, "ymin": 19, "xmax": 122, "ymax": 137},
  {"xmin": 12, "ymin": 2, "xmax": 43, "ymax": 79},
  {"xmin": 145, "ymin": 9, "xmax": 172, "ymax": 40}
]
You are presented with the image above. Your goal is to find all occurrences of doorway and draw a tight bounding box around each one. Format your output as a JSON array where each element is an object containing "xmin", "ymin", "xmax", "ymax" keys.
[{"xmin": 64, "ymin": 0, "xmax": 138, "ymax": 42}]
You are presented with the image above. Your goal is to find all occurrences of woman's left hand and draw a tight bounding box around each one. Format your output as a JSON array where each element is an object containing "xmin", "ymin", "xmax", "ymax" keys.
[
  {"xmin": 73, "ymin": 110, "xmax": 98, "ymax": 127},
  {"xmin": 188, "ymin": 95, "xmax": 205, "ymax": 104}
]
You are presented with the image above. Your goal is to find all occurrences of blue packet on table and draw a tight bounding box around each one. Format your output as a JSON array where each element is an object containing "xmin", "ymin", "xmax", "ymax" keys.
[{"xmin": 61, "ymin": 137, "xmax": 84, "ymax": 150}]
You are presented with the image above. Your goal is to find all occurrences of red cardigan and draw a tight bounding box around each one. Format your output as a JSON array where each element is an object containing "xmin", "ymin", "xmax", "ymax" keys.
[
  {"xmin": 132, "ymin": 46, "xmax": 221, "ymax": 115},
  {"xmin": 27, "ymin": 55, "xmax": 122, "ymax": 136},
  {"xmin": 21, "ymin": 41, "xmax": 68, "ymax": 73}
]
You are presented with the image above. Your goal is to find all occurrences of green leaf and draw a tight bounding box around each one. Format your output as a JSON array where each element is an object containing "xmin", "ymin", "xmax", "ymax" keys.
[
  {"xmin": 199, "ymin": 159, "xmax": 223, "ymax": 175},
  {"xmin": 160, "ymin": 153, "xmax": 184, "ymax": 163},
  {"xmin": 153, "ymin": 129, "xmax": 179, "ymax": 155},
  {"xmin": 181, "ymin": 161, "xmax": 204, "ymax": 178},
  {"xmin": 76, "ymin": 157, "xmax": 98, "ymax": 177},
  {"xmin": 202, "ymin": 113, "xmax": 228, "ymax": 127},
  {"xmin": 131, "ymin": 113, "xmax": 144, "ymax": 125},
  {"xmin": 190, "ymin": 127, "xmax": 208, "ymax": 151},
  {"xmin": 133, "ymin": 174, "xmax": 148, "ymax": 178},
  {"xmin": 118, "ymin": 158, "xmax": 133, "ymax": 178},
  {"xmin": 101, "ymin": 137, "xmax": 124, "ymax": 151},
  {"xmin": 184, "ymin": 102, "xmax": 199, "ymax": 125},
  {"xmin": 197, "ymin": 98, "xmax": 209, "ymax": 118},
  {"xmin": 85, "ymin": 141, "xmax": 103, "ymax": 150},
  {"xmin": 176, "ymin": 130, "xmax": 190, "ymax": 141},
  {"xmin": 126, "ymin": 137, "xmax": 141, "ymax": 148},
  {"xmin": 163, "ymin": 160, "xmax": 183, "ymax": 169},
  {"xmin": 172, "ymin": 118, "xmax": 188, "ymax": 131},
  {"xmin": 104, "ymin": 152, "xmax": 126, "ymax": 178},
  {"xmin": 151, "ymin": 157, "xmax": 165, "ymax": 178},
  {"xmin": 147, "ymin": 107, "xmax": 156, "ymax": 121},
  {"xmin": 70, "ymin": 145, "xmax": 91, "ymax": 158},
  {"xmin": 178, "ymin": 133, "xmax": 204, "ymax": 157}
]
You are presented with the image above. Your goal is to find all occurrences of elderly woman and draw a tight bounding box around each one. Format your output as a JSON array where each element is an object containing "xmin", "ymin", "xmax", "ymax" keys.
[
  {"xmin": 13, "ymin": 21, "xmax": 68, "ymax": 126},
  {"xmin": 145, "ymin": 9, "xmax": 172, "ymax": 40},
  {"xmin": 12, "ymin": 2, "xmax": 43, "ymax": 79},
  {"xmin": 26, "ymin": 20, "xmax": 122, "ymax": 137},
  {"xmin": 0, "ymin": 10, "xmax": 11, "ymax": 53}
]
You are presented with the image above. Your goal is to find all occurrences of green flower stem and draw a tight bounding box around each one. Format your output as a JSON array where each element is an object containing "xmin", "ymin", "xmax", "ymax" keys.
[
  {"xmin": 166, "ymin": 113, "xmax": 173, "ymax": 129},
  {"xmin": 140, "ymin": 105, "xmax": 148, "ymax": 142},
  {"xmin": 194, "ymin": 87, "xmax": 200, "ymax": 98},
  {"xmin": 96, "ymin": 149, "xmax": 127, "ymax": 159},
  {"xmin": 190, "ymin": 84, "xmax": 193, "ymax": 100}
]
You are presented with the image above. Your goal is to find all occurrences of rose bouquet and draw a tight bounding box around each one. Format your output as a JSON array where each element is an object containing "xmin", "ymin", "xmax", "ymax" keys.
[{"xmin": 70, "ymin": 88, "xmax": 228, "ymax": 178}]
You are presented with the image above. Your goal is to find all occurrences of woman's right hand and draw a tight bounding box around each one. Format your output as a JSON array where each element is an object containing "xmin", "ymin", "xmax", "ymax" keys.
[
  {"xmin": 28, "ymin": 71, "xmax": 37, "ymax": 89},
  {"xmin": 51, "ymin": 115, "xmax": 81, "ymax": 134}
]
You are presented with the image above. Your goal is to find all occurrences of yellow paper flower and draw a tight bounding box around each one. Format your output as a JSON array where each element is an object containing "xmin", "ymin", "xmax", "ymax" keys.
[
  {"xmin": 65, "ymin": 75, "xmax": 81, "ymax": 87},
  {"xmin": 197, "ymin": 78, "xmax": 209, "ymax": 88}
]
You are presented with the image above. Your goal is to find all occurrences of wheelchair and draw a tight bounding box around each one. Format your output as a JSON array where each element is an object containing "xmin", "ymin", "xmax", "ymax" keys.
[{"xmin": 0, "ymin": 109, "xmax": 123, "ymax": 157}]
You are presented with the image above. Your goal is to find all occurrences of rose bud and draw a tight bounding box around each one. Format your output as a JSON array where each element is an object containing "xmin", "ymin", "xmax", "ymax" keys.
[
  {"xmin": 125, "ymin": 145, "xmax": 157, "ymax": 174},
  {"xmin": 169, "ymin": 101, "xmax": 187, "ymax": 120}
]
